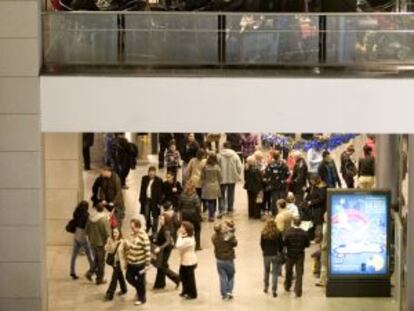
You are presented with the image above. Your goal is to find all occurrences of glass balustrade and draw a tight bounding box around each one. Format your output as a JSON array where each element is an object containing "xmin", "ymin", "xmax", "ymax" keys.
[{"xmin": 42, "ymin": 12, "xmax": 414, "ymax": 70}]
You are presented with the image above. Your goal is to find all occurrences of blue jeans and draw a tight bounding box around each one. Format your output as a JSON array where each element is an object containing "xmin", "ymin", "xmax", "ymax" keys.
[
  {"xmin": 216, "ymin": 260, "xmax": 235, "ymax": 298},
  {"xmin": 70, "ymin": 238, "xmax": 94, "ymax": 275},
  {"xmin": 205, "ymin": 199, "xmax": 217, "ymax": 219},
  {"xmin": 219, "ymin": 184, "xmax": 236, "ymax": 214},
  {"xmin": 263, "ymin": 256, "xmax": 281, "ymax": 293}
]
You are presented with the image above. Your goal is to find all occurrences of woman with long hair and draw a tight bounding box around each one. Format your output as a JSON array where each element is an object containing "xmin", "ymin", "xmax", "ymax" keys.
[
  {"xmin": 200, "ymin": 154, "xmax": 222, "ymax": 222},
  {"xmin": 260, "ymin": 219, "xmax": 284, "ymax": 297},
  {"xmin": 176, "ymin": 221, "xmax": 198, "ymax": 300},
  {"xmin": 152, "ymin": 213, "xmax": 180, "ymax": 289},
  {"xmin": 178, "ymin": 181, "xmax": 202, "ymax": 250},
  {"xmin": 104, "ymin": 227, "xmax": 127, "ymax": 301},
  {"xmin": 69, "ymin": 200, "xmax": 94, "ymax": 280}
]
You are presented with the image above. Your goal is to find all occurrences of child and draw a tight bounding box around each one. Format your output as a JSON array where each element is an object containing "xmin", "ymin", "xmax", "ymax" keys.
[
  {"xmin": 104, "ymin": 228, "xmax": 127, "ymax": 301},
  {"xmin": 166, "ymin": 142, "xmax": 182, "ymax": 179}
]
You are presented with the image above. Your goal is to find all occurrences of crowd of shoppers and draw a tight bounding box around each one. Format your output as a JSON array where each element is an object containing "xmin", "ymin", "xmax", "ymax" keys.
[{"xmin": 65, "ymin": 132, "xmax": 375, "ymax": 307}]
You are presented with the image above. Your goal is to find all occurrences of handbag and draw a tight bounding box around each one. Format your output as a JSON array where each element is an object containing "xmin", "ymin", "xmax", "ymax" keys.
[
  {"xmin": 150, "ymin": 244, "xmax": 164, "ymax": 269},
  {"xmin": 106, "ymin": 242, "xmax": 121, "ymax": 267},
  {"xmin": 256, "ymin": 191, "xmax": 264, "ymax": 204},
  {"xmin": 65, "ymin": 219, "xmax": 76, "ymax": 234}
]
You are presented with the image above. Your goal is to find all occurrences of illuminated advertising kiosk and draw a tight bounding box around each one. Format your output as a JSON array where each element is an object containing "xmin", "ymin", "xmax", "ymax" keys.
[{"xmin": 326, "ymin": 189, "xmax": 391, "ymax": 297}]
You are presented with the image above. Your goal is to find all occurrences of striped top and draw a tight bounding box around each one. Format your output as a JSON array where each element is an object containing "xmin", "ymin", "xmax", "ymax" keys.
[{"xmin": 125, "ymin": 229, "xmax": 151, "ymax": 266}]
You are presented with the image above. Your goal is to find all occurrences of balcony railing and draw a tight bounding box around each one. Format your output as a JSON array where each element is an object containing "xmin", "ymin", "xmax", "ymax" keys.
[{"xmin": 42, "ymin": 12, "xmax": 414, "ymax": 72}]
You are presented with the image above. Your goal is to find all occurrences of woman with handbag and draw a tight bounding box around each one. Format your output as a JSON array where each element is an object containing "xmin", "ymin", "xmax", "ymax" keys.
[
  {"xmin": 260, "ymin": 219, "xmax": 284, "ymax": 298},
  {"xmin": 104, "ymin": 228, "xmax": 128, "ymax": 301},
  {"xmin": 152, "ymin": 213, "xmax": 180, "ymax": 289},
  {"xmin": 69, "ymin": 200, "xmax": 94, "ymax": 280}
]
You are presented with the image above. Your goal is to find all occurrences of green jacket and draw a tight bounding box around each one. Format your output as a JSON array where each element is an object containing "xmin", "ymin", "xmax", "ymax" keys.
[{"xmin": 86, "ymin": 212, "xmax": 110, "ymax": 247}]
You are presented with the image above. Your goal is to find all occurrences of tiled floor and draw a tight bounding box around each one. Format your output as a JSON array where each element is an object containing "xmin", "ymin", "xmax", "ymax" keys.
[{"xmin": 47, "ymin": 149, "xmax": 397, "ymax": 311}]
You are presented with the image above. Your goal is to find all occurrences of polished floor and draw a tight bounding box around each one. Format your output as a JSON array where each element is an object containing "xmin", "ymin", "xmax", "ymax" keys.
[{"xmin": 47, "ymin": 155, "xmax": 397, "ymax": 311}]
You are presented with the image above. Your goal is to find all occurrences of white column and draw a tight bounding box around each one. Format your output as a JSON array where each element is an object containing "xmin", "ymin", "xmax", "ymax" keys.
[
  {"xmin": 44, "ymin": 133, "xmax": 84, "ymax": 246},
  {"xmin": 0, "ymin": 0, "xmax": 43, "ymax": 310},
  {"xmin": 406, "ymin": 135, "xmax": 414, "ymax": 311}
]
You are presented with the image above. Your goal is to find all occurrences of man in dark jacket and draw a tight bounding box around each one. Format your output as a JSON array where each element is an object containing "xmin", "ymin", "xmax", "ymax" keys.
[
  {"xmin": 340, "ymin": 145, "xmax": 357, "ymax": 188},
  {"xmin": 358, "ymin": 145, "xmax": 375, "ymax": 189},
  {"xmin": 212, "ymin": 220, "xmax": 237, "ymax": 300},
  {"xmin": 318, "ymin": 151, "xmax": 341, "ymax": 188},
  {"xmin": 139, "ymin": 166, "xmax": 163, "ymax": 235},
  {"xmin": 264, "ymin": 151, "xmax": 290, "ymax": 216},
  {"xmin": 112, "ymin": 134, "xmax": 133, "ymax": 189},
  {"xmin": 82, "ymin": 133, "xmax": 94, "ymax": 170},
  {"xmin": 291, "ymin": 151, "xmax": 308, "ymax": 204},
  {"xmin": 284, "ymin": 218, "xmax": 310, "ymax": 297},
  {"xmin": 91, "ymin": 166, "xmax": 125, "ymax": 226}
]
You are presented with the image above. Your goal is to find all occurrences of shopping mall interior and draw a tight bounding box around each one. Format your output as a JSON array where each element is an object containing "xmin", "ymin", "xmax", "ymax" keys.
[
  {"xmin": 43, "ymin": 132, "xmax": 405, "ymax": 311},
  {"xmin": 3, "ymin": 0, "xmax": 414, "ymax": 310}
]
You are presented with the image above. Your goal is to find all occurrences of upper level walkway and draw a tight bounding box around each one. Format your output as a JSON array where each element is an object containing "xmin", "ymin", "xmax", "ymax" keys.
[{"xmin": 42, "ymin": 12, "xmax": 414, "ymax": 76}]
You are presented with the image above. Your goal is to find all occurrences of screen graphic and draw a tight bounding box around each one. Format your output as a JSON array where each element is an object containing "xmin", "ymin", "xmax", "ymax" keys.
[{"xmin": 329, "ymin": 193, "xmax": 388, "ymax": 276}]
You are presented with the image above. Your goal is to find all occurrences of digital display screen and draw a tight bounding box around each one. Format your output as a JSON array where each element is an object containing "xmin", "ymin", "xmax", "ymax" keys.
[{"xmin": 329, "ymin": 192, "xmax": 389, "ymax": 277}]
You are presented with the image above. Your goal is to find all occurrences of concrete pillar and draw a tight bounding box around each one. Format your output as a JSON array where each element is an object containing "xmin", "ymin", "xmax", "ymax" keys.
[
  {"xmin": 406, "ymin": 135, "xmax": 414, "ymax": 311},
  {"xmin": 0, "ymin": 0, "xmax": 43, "ymax": 310},
  {"xmin": 376, "ymin": 134, "xmax": 399, "ymax": 205},
  {"xmin": 44, "ymin": 133, "xmax": 84, "ymax": 246}
]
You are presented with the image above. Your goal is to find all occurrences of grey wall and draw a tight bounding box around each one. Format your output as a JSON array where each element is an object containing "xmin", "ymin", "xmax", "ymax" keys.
[{"xmin": 0, "ymin": 0, "xmax": 43, "ymax": 310}]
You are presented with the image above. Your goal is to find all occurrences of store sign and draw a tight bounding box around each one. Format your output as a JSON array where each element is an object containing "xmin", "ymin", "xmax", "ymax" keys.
[{"xmin": 329, "ymin": 191, "xmax": 389, "ymax": 277}]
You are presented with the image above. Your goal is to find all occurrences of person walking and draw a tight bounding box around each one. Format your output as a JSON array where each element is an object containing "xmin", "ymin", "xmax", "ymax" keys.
[
  {"xmin": 139, "ymin": 166, "xmax": 163, "ymax": 235},
  {"xmin": 291, "ymin": 151, "xmax": 308, "ymax": 204},
  {"xmin": 316, "ymin": 213, "xmax": 328, "ymax": 287},
  {"xmin": 178, "ymin": 182, "xmax": 202, "ymax": 250},
  {"xmin": 152, "ymin": 213, "xmax": 181, "ymax": 289},
  {"xmin": 318, "ymin": 151, "xmax": 341, "ymax": 189},
  {"xmin": 158, "ymin": 133, "xmax": 174, "ymax": 170},
  {"xmin": 304, "ymin": 175, "xmax": 327, "ymax": 240},
  {"xmin": 284, "ymin": 218, "xmax": 310, "ymax": 298},
  {"xmin": 162, "ymin": 171, "xmax": 183, "ymax": 209},
  {"xmin": 358, "ymin": 145, "xmax": 375, "ymax": 189},
  {"xmin": 187, "ymin": 148, "xmax": 207, "ymax": 210},
  {"xmin": 182, "ymin": 133, "xmax": 200, "ymax": 182},
  {"xmin": 264, "ymin": 151, "xmax": 290, "ymax": 216},
  {"xmin": 200, "ymin": 154, "xmax": 222, "ymax": 221},
  {"xmin": 260, "ymin": 220, "xmax": 284, "ymax": 297},
  {"xmin": 212, "ymin": 220, "xmax": 238, "ymax": 300},
  {"xmin": 124, "ymin": 218, "xmax": 151, "ymax": 306},
  {"xmin": 218, "ymin": 142, "xmax": 243, "ymax": 216},
  {"xmin": 340, "ymin": 145, "xmax": 357, "ymax": 188},
  {"xmin": 85, "ymin": 203, "xmax": 111, "ymax": 285},
  {"xmin": 69, "ymin": 201, "xmax": 94, "ymax": 280},
  {"xmin": 176, "ymin": 221, "xmax": 198, "ymax": 300},
  {"xmin": 104, "ymin": 228, "xmax": 128, "ymax": 301},
  {"xmin": 82, "ymin": 133, "xmax": 94, "ymax": 170},
  {"xmin": 244, "ymin": 156, "xmax": 264, "ymax": 219},
  {"xmin": 166, "ymin": 141, "xmax": 182, "ymax": 180}
]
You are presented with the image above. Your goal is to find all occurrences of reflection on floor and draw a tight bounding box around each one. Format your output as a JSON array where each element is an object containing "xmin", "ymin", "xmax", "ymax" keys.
[{"xmin": 47, "ymin": 165, "xmax": 396, "ymax": 311}]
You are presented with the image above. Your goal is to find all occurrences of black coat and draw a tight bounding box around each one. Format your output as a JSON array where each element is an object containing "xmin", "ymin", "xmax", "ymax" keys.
[
  {"xmin": 318, "ymin": 160, "xmax": 341, "ymax": 188},
  {"xmin": 139, "ymin": 176, "xmax": 163, "ymax": 210},
  {"xmin": 162, "ymin": 180, "xmax": 183, "ymax": 207},
  {"xmin": 291, "ymin": 158, "xmax": 308, "ymax": 192},
  {"xmin": 73, "ymin": 205, "xmax": 89, "ymax": 229},
  {"xmin": 226, "ymin": 133, "xmax": 242, "ymax": 152},
  {"xmin": 82, "ymin": 133, "xmax": 94, "ymax": 148},
  {"xmin": 244, "ymin": 165, "xmax": 264, "ymax": 193},
  {"xmin": 182, "ymin": 141, "xmax": 200, "ymax": 164},
  {"xmin": 305, "ymin": 184, "xmax": 327, "ymax": 225}
]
